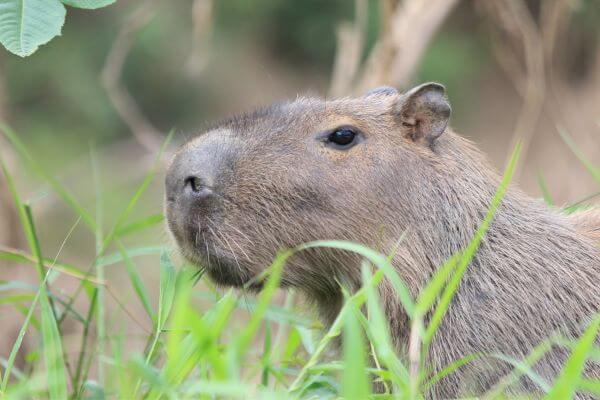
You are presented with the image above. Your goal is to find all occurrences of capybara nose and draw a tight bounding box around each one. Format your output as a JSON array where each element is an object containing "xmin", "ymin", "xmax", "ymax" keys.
[{"xmin": 165, "ymin": 137, "xmax": 231, "ymax": 212}]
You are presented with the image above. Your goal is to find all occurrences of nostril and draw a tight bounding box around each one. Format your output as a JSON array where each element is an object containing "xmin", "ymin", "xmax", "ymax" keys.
[
  {"xmin": 184, "ymin": 176, "xmax": 204, "ymax": 193},
  {"xmin": 183, "ymin": 176, "xmax": 215, "ymax": 200}
]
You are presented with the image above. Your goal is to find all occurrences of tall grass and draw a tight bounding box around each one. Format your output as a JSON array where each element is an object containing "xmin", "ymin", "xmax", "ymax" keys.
[{"xmin": 0, "ymin": 129, "xmax": 599, "ymax": 399}]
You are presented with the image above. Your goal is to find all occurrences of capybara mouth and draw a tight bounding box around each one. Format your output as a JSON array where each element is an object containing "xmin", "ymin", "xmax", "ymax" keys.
[
  {"xmin": 179, "ymin": 225, "xmax": 256, "ymax": 288},
  {"xmin": 165, "ymin": 196, "xmax": 257, "ymax": 288},
  {"xmin": 204, "ymin": 260, "xmax": 253, "ymax": 288}
]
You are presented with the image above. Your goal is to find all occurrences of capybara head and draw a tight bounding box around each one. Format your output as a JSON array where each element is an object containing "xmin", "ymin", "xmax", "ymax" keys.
[{"xmin": 165, "ymin": 83, "xmax": 451, "ymax": 293}]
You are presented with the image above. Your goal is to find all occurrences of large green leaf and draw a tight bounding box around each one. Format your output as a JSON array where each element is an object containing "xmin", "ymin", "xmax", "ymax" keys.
[
  {"xmin": 0, "ymin": 0, "xmax": 66, "ymax": 57},
  {"xmin": 60, "ymin": 0, "xmax": 115, "ymax": 9}
]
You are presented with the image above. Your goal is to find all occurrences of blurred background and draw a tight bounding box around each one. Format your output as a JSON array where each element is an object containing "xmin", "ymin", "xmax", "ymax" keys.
[{"xmin": 1, "ymin": 0, "xmax": 599, "ymax": 382}]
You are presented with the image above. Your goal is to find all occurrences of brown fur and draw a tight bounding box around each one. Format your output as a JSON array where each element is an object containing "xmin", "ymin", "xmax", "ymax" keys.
[
  {"xmin": 570, "ymin": 208, "xmax": 600, "ymax": 243},
  {"xmin": 165, "ymin": 85, "xmax": 600, "ymax": 398}
]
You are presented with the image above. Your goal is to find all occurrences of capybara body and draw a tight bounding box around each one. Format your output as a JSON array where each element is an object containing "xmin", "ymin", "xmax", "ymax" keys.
[{"xmin": 165, "ymin": 83, "xmax": 600, "ymax": 398}]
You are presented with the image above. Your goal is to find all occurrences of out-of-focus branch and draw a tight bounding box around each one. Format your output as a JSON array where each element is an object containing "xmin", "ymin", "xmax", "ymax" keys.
[
  {"xmin": 328, "ymin": 0, "xmax": 368, "ymax": 97},
  {"xmin": 480, "ymin": 0, "xmax": 545, "ymax": 177},
  {"xmin": 540, "ymin": 0, "xmax": 573, "ymax": 65},
  {"xmin": 540, "ymin": 0, "xmax": 595, "ymax": 145},
  {"xmin": 356, "ymin": 0, "xmax": 459, "ymax": 93},
  {"xmin": 101, "ymin": 2, "xmax": 163, "ymax": 154},
  {"xmin": 185, "ymin": 0, "xmax": 214, "ymax": 78}
]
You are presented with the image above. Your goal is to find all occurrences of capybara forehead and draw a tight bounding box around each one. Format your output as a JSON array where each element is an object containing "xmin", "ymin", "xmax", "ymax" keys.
[{"xmin": 192, "ymin": 94, "xmax": 396, "ymax": 142}]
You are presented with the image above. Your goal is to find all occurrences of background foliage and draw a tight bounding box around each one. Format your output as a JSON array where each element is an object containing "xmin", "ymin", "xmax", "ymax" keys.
[{"xmin": 0, "ymin": 0, "xmax": 599, "ymax": 398}]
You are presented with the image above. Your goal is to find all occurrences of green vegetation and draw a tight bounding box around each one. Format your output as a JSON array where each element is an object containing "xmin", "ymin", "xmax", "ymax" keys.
[
  {"xmin": 0, "ymin": 0, "xmax": 115, "ymax": 57},
  {"xmin": 0, "ymin": 132, "xmax": 598, "ymax": 399},
  {"xmin": 0, "ymin": 1, "xmax": 599, "ymax": 398}
]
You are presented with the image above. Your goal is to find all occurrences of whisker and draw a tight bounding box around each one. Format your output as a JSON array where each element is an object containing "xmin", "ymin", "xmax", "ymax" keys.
[
  {"xmin": 201, "ymin": 230, "xmax": 211, "ymax": 268},
  {"xmin": 220, "ymin": 232, "xmax": 244, "ymax": 277},
  {"xmin": 207, "ymin": 217, "xmax": 246, "ymax": 283},
  {"xmin": 223, "ymin": 220, "xmax": 252, "ymax": 242},
  {"xmin": 222, "ymin": 225, "xmax": 252, "ymax": 262}
]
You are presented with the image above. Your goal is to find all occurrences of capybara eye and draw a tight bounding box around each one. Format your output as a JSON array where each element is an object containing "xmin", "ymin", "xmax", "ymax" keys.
[{"xmin": 328, "ymin": 128, "xmax": 356, "ymax": 147}]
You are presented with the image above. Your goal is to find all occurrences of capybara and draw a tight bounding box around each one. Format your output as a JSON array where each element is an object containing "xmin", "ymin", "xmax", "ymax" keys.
[{"xmin": 165, "ymin": 83, "xmax": 600, "ymax": 398}]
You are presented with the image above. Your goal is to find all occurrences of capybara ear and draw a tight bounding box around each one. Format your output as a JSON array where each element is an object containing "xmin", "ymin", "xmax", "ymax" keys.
[
  {"xmin": 364, "ymin": 86, "xmax": 398, "ymax": 97},
  {"xmin": 395, "ymin": 82, "xmax": 451, "ymax": 146}
]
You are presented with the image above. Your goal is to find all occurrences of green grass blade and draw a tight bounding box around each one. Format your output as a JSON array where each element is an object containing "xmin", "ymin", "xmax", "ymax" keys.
[
  {"xmin": 110, "ymin": 328, "xmax": 135, "ymax": 399},
  {"xmin": 1, "ymin": 286, "xmax": 44, "ymax": 393},
  {"xmin": 342, "ymin": 300, "xmax": 370, "ymax": 400},
  {"xmin": 281, "ymin": 327, "xmax": 301, "ymax": 366},
  {"xmin": 298, "ymin": 240, "xmax": 414, "ymax": 318},
  {"xmin": 482, "ymin": 335, "xmax": 558, "ymax": 399},
  {"xmin": 202, "ymin": 293, "xmax": 312, "ymax": 327},
  {"xmin": 228, "ymin": 250, "xmax": 291, "ymax": 375},
  {"xmin": 145, "ymin": 270, "xmax": 195, "ymax": 396},
  {"xmin": 0, "ymin": 209, "xmax": 80, "ymax": 395},
  {"xmin": 176, "ymin": 381, "xmax": 257, "ymax": 397},
  {"xmin": 415, "ymin": 252, "xmax": 461, "ymax": 316},
  {"xmin": 579, "ymin": 379, "xmax": 600, "ymax": 397},
  {"xmin": 72, "ymin": 288, "xmax": 98, "ymax": 394},
  {"xmin": 558, "ymin": 126, "xmax": 600, "ymax": 184},
  {"xmin": 0, "ymin": 247, "xmax": 102, "ymax": 286},
  {"xmin": 23, "ymin": 207, "xmax": 69, "ymax": 399},
  {"xmin": 158, "ymin": 251, "xmax": 177, "ymax": 327},
  {"xmin": 488, "ymin": 353, "xmax": 551, "ymax": 393},
  {"xmin": 166, "ymin": 318, "xmax": 213, "ymax": 387},
  {"xmin": 129, "ymin": 355, "xmax": 169, "ymax": 396},
  {"xmin": 0, "ymin": 282, "xmax": 85, "ymax": 324},
  {"xmin": 193, "ymin": 292, "xmax": 237, "ymax": 382},
  {"xmin": 117, "ymin": 242, "xmax": 155, "ymax": 320},
  {"xmin": 145, "ymin": 251, "xmax": 177, "ymax": 366},
  {"xmin": 0, "ymin": 156, "xmax": 51, "ymax": 392},
  {"xmin": 361, "ymin": 263, "xmax": 409, "ymax": 392},
  {"xmin": 0, "ymin": 358, "xmax": 25, "ymax": 383},
  {"xmin": 39, "ymin": 283, "xmax": 68, "ymax": 399},
  {"xmin": 546, "ymin": 314, "xmax": 600, "ymax": 399},
  {"xmin": 553, "ymin": 337, "xmax": 600, "ymax": 362},
  {"xmin": 96, "ymin": 245, "xmax": 169, "ymax": 268},
  {"xmin": 204, "ymin": 289, "xmax": 238, "ymax": 338},
  {"xmin": 564, "ymin": 191, "xmax": 600, "ymax": 214},
  {"xmin": 116, "ymin": 214, "xmax": 165, "ymax": 238},
  {"xmin": 0, "ymin": 155, "xmax": 43, "ymax": 279},
  {"xmin": 288, "ymin": 268, "xmax": 385, "ymax": 394},
  {"xmin": 261, "ymin": 322, "xmax": 273, "ymax": 387},
  {"xmin": 90, "ymin": 143, "xmax": 106, "ymax": 386},
  {"xmin": 537, "ymin": 171, "xmax": 554, "ymax": 206},
  {"xmin": 145, "ymin": 274, "xmax": 228, "ymax": 397},
  {"xmin": 424, "ymin": 352, "xmax": 481, "ymax": 391}
]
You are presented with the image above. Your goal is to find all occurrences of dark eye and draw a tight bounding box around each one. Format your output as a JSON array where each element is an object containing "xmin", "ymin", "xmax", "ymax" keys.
[{"xmin": 328, "ymin": 128, "xmax": 356, "ymax": 147}]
